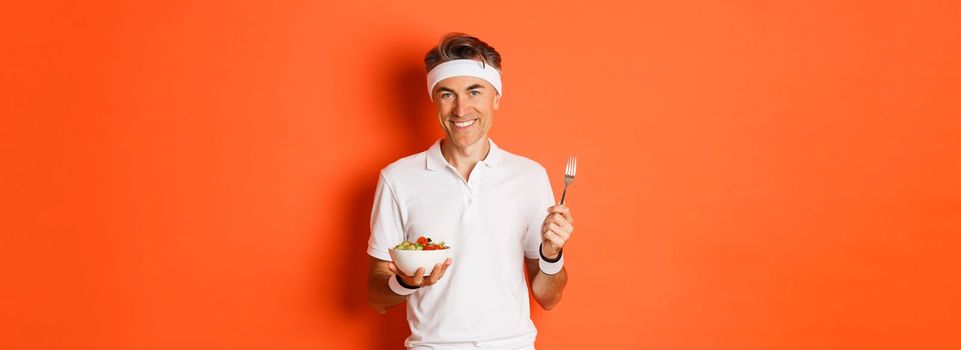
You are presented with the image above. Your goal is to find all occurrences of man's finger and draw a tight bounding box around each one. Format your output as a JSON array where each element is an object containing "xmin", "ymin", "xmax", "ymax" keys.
[
  {"xmin": 550, "ymin": 213, "xmax": 563, "ymax": 224},
  {"xmin": 387, "ymin": 262, "xmax": 398, "ymax": 274},
  {"xmin": 548, "ymin": 222, "xmax": 570, "ymax": 240},
  {"xmin": 427, "ymin": 263, "xmax": 443, "ymax": 285},
  {"xmin": 548, "ymin": 205, "xmax": 574, "ymax": 224},
  {"xmin": 544, "ymin": 212, "xmax": 574, "ymax": 234},
  {"xmin": 556, "ymin": 219, "xmax": 574, "ymax": 234},
  {"xmin": 427, "ymin": 258, "xmax": 453, "ymax": 285},
  {"xmin": 543, "ymin": 213, "xmax": 556, "ymax": 226},
  {"xmin": 542, "ymin": 220, "xmax": 560, "ymax": 235},
  {"xmin": 543, "ymin": 231, "xmax": 566, "ymax": 249},
  {"xmin": 552, "ymin": 206, "xmax": 573, "ymax": 224},
  {"xmin": 426, "ymin": 263, "xmax": 442, "ymax": 285},
  {"xmin": 412, "ymin": 267, "xmax": 425, "ymax": 285},
  {"xmin": 436, "ymin": 258, "xmax": 452, "ymax": 275},
  {"xmin": 544, "ymin": 213, "xmax": 572, "ymax": 229},
  {"xmin": 541, "ymin": 222, "xmax": 573, "ymax": 238},
  {"xmin": 548, "ymin": 223, "xmax": 572, "ymax": 242},
  {"xmin": 553, "ymin": 215, "xmax": 572, "ymax": 229},
  {"xmin": 544, "ymin": 230, "xmax": 565, "ymax": 246}
]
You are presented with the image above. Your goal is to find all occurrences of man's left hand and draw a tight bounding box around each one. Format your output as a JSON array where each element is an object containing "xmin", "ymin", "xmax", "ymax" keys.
[{"xmin": 541, "ymin": 205, "xmax": 574, "ymax": 260}]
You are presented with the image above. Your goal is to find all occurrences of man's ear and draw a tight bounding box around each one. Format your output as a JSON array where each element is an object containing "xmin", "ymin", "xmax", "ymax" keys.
[{"xmin": 493, "ymin": 94, "xmax": 501, "ymax": 110}]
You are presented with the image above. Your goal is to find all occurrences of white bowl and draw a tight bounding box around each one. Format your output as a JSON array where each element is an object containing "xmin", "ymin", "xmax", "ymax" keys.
[{"xmin": 388, "ymin": 248, "xmax": 452, "ymax": 276}]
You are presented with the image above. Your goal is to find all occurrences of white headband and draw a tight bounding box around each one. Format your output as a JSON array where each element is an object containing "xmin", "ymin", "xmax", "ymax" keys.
[{"xmin": 426, "ymin": 59, "xmax": 502, "ymax": 100}]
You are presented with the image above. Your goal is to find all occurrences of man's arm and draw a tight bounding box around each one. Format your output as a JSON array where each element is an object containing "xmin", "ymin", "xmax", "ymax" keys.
[
  {"xmin": 367, "ymin": 256, "xmax": 406, "ymax": 314},
  {"xmin": 525, "ymin": 257, "xmax": 568, "ymax": 310},
  {"xmin": 524, "ymin": 204, "xmax": 574, "ymax": 310}
]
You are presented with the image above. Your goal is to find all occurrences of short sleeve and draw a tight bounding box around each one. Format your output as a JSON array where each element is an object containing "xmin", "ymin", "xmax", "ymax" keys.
[
  {"xmin": 524, "ymin": 165, "xmax": 556, "ymax": 259},
  {"xmin": 367, "ymin": 172, "xmax": 405, "ymax": 261}
]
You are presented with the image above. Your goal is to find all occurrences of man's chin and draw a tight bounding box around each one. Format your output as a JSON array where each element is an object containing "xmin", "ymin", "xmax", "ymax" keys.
[{"xmin": 446, "ymin": 133, "xmax": 483, "ymax": 148}]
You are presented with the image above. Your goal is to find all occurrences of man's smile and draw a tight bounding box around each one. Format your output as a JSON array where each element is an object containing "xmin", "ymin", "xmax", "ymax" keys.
[{"xmin": 451, "ymin": 119, "xmax": 477, "ymax": 129}]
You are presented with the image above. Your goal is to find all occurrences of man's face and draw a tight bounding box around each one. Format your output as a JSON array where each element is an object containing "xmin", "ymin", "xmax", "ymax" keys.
[{"xmin": 431, "ymin": 75, "xmax": 501, "ymax": 148}]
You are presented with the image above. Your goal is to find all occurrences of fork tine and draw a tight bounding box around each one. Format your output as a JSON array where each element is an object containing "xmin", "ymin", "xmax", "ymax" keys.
[{"xmin": 559, "ymin": 156, "xmax": 576, "ymax": 205}]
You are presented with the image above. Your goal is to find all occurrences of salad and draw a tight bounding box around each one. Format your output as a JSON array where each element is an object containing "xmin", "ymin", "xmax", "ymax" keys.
[{"xmin": 394, "ymin": 236, "xmax": 449, "ymax": 251}]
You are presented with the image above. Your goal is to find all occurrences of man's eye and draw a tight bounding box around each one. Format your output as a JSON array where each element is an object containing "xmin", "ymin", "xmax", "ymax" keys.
[
  {"xmin": 440, "ymin": 92, "xmax": 453, "ymax": 98},
  {"xmin": 469, "ymin": 90, "xmax": 480, "ymax": 96}
]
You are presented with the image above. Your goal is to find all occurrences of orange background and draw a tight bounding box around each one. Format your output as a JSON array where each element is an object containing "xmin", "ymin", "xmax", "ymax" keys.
[{"xmin": 2, "ymin": 1, "xmax": 960, "ymax": 349}]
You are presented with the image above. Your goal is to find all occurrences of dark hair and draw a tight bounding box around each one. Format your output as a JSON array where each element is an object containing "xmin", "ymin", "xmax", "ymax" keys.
[{"xmin": 424, "ymin": 32, "xmax": 502, "ymax": 72}]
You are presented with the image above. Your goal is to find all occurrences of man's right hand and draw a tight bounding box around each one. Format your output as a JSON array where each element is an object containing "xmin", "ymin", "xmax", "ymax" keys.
[{"xmin": 388, "ymin": 258, "xmax": 453, "ymax": 288}]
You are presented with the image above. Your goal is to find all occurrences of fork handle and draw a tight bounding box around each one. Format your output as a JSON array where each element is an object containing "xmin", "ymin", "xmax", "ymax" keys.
[{"xmin": 559, "ymin": 184, "xmax": 569, "ymax": 205}]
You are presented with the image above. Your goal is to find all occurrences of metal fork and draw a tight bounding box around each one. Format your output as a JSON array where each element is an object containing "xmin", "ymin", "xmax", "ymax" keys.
[{"xmin": 559, "ymin": 156, "xmax": 577, "ymax": 205}]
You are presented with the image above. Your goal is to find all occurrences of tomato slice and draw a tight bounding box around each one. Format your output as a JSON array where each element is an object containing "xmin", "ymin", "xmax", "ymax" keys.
[{"xmin": 416, "ymin": 236, "xmax": 429, "ymax": 246}]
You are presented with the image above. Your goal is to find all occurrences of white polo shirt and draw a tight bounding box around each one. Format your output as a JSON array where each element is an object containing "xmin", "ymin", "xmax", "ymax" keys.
[{"xmin": 367, "ymin": 139, "xmax": 555, "ymax": 350}]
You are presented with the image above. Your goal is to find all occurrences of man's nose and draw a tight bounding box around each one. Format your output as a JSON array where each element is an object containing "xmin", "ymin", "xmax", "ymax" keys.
[{"xmin": 453, "ymin": 97, "xmax": 470, "ymax": 117}]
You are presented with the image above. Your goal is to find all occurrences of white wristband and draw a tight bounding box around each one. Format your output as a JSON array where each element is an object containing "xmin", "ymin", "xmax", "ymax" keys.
[
  {"xmin": 539, "ymin": 252, "xmax": 564, "ymax": 275},
  {"xmin": 388, "ymin": 274, "xmax": 419, "ymax": 296}
]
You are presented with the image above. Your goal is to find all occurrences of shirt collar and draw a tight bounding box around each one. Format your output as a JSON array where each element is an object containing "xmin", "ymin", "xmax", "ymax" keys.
[{"xmin": 425, "ymin": 138, "xmax": 502, "ymax": 171}]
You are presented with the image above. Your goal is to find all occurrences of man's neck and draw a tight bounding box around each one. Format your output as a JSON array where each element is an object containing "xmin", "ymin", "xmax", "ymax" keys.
[{"xmin": 440, "ymin": 137, "xmax": 490, "ymax": 180}]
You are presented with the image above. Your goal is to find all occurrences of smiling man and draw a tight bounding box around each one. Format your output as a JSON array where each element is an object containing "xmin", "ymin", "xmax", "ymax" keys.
[{"xmin": 366, "ymin": 33, "xmax": 574, "ymax": 350}]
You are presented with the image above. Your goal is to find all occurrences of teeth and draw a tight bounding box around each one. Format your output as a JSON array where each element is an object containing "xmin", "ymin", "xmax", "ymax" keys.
[{"xmin": 453, "ymin": 119, "xmax": 476, "ymax": 127}]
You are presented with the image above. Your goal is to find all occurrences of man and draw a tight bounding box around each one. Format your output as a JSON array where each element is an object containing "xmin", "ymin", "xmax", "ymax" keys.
[{"xmin": 366, "ymin": 33, "xmax": 575, "ymax": 350}]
